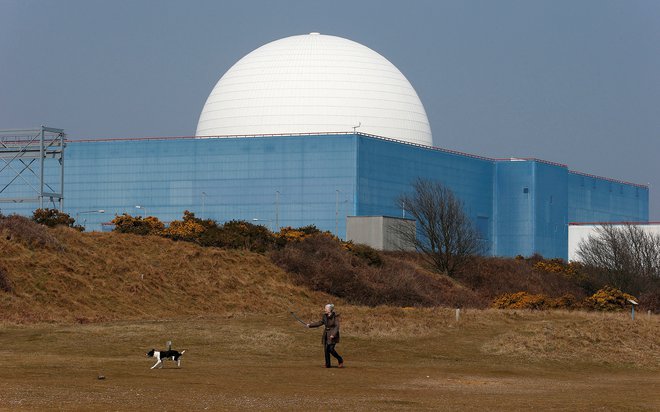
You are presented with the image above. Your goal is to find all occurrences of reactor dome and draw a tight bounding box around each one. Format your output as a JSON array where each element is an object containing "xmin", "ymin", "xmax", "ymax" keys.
[{"xmin": 196, "ymin": 33, "xmax": 433, "ymax": 146}]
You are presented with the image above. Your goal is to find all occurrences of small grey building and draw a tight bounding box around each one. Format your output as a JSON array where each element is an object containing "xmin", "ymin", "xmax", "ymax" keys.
[{"xmin": 346, "ymin": 216, "xmax": 416, "ymax": 251}]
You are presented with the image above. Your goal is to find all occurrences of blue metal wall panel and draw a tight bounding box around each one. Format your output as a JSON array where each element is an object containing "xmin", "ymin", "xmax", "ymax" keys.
[
  {"xmin": 3, "ymin": 135, "xmax": 358, "ymax": 235},
  {"xmin": 0, "ymin": 133, "xmax": 649, "ymax": 259},
  {"xmin": 494, "ymin": 161, "xmax": 535, "ymax": 257},
  {"xmin": 355, "ymin": 136, "xmax": 495, "ymax": 254},
  {"xmin": 532, "ymin": 162, "xmax": 569, "ymax": 259},
  {"xmin": 568, "ymin": 172, "xmax": 649, "ymax": 223},
  {"xmin": 494, "ymin": 160, "xmax": 569, "ymax": 259}
]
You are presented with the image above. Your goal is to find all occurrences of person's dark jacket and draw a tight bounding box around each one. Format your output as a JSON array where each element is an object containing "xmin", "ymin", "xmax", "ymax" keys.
[{"xmin": 309, "ymin": 312, "xmax": 340, "ymax": 345}]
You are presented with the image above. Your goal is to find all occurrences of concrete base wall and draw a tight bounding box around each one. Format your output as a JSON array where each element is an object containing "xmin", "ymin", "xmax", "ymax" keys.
[{"xmin": 346, "ymin": 216, "xmax": 415, "ymax": 251}]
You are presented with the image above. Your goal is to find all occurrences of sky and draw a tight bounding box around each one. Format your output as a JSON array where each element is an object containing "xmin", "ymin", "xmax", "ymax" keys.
[{"xmin": 1, "ymin": 0, "xmax": 659, "ymax": 219}]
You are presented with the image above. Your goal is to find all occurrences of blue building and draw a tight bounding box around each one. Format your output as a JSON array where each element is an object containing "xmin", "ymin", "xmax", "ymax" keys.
[
  {"xmin": 1, "ymin": 132, "xmax": 648, "ymax": 259},
  {"xmin": 0, "ymin": 34, "xmax": 649, "ymax": 259}
]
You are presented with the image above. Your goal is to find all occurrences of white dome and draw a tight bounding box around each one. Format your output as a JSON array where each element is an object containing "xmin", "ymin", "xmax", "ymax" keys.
[{"xmin": 196, "ymin": 33, "xmax": 433, "ymax": 146}]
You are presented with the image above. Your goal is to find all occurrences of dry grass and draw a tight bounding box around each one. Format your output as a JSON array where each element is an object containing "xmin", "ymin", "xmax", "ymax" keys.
[
  {"xmin": 480, "ymin": 310, "xmax": 660, "ymax": 368},
  {"xmin": 1, "ymin": 223, "xmax": 659, "ymax": 410},
  {"xmin": 0, "ymin": 311, "xmax": 657, "ymax": 411},
  {"xmin": 339, "ymin": 307, "xmax": 660, "ymax": 368},
  {"xmin": 0, "ymin": 226, "xmax": 333, "ymax": 323}
]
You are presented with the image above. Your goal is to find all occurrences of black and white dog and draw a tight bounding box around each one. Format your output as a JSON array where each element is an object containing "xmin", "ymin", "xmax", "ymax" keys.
[{"xmin": 146, "ymin": 349, "xmax": 186, "ymax": 369}]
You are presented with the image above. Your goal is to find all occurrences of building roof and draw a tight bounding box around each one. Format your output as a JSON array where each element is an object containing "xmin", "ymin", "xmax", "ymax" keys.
[{"xmin": 195, "ymin": 33, "xmax": 433, "ymax": 146}]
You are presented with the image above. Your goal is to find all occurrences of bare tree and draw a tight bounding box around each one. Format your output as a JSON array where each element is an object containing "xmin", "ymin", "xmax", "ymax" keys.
[
  {"xmin": 396, "ymin": 178, "xmax": 482, "ymax": 277},
  {"xmin": 577, "ymin": 224, "xmax": 660, "ymax": 293}
]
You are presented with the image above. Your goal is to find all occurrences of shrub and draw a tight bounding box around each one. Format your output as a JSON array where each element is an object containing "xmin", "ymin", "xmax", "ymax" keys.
[
  {"xmin": 343, "ymin": 242, "xmax": 383, "ymax": 267},
  {"xmin": 111, "ymin": 214, "xmax": 164, "ymax": 235},
  {"xmin": 577, "ymin": 224, "xmax": 660, "ymax": 295},
  {"xmin": 534, "ymin": 259, "xmax": 566, "ymax": 274},
  {"xmin": 532, "ymin": 258, "xmax": 599, "ymax": 293},
  {"xmin": 0, "ymin": 214, "xmax": 62, "ymax": 250},
  {"xmin": 547, "ymin": 294, "xmax": 579, "ymax": 310},
  {"xmin": 272, "ymin": 234, "xmax": 362, "ymax": 299},
  {"xmin": 492, "ymin": 292, "xmax": 579, "ymax": 310},
  {"xmin": 533, "ymin": 259, "xmax": 585, "ymax": 279},
  {"xmin": 492, "ymin": 292, "xmax": 549, "ymax": 310},
  {"xmin": 161, "ymin": 210, "xmax": 207, "ymax": 242},
  {"xmin": 275, "ymin": 225, "xmax": 324, "ymax": 246},
  {"xmin": 288, "ymin": 224, "xmax": 323, "ymax": 237},
  {"xmin": 270, "ymin": 234, "xmax": 479, "ymax": 307},
  {"xmin": 459, "ymin": 256, "xmax": 587, "ymax": 302},
  {"xmin": 32, "ymin": 208, "xmax": 83, "ymax": 231},
  {"xmin": 111, "ymin": 211, "xmax": 274, "ymax": 253},
  {"xmin": 583, "ymin": 286, "xmax": 638, "ymax": 312},
  {"xmin": 638, "ymin": 289, "xmax": 660, "ymax": 313},
  {"xmin": 205, "ymin": 220, "xmax": 275, "ymax": 253}
]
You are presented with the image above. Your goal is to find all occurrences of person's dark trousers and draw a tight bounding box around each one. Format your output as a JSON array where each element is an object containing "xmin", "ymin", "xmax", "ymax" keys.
[{"xmin": 324, "ymin": 343, "xmax": 343, "ymax": 367}]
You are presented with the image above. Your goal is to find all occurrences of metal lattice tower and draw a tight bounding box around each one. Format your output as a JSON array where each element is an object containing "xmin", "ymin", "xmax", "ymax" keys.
[{"xmin": 0, "ymin": 126, "xmax": 66, "ymax": 210}]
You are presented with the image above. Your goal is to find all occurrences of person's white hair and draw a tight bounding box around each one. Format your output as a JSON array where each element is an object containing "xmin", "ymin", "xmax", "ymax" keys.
[{"xmin": 325, "ymin": 303, "xmax": 335, "ymax": 312}]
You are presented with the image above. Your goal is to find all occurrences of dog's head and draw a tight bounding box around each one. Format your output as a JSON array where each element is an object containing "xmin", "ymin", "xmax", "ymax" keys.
[{"xmin": 146, "ymin": 349, "xmax": 156, "ymax": 358}]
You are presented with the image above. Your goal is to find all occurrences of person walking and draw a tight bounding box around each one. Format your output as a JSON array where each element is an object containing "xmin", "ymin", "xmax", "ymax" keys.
[{"xmin": 307, "ymin": 303, "xmax": 344, "ymax": 368}]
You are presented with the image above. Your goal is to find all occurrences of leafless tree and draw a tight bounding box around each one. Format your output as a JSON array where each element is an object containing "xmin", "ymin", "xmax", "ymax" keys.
[
  {"xmin": 577, "ymin": 224, "xmax": 660, "ymax": 292},
  {"xmin": 396, "ymin": 178, "xmax": 482, "ymax": 277}
]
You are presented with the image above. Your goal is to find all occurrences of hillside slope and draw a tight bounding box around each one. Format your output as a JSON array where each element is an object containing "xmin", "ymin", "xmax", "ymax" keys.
[
  {"xmin": 0, "ymin": 225, "xmax": 331, "ymax": 323},
  {"xmin": 1, "ymin": 221, "xmax": 658, "ymax": 373}
]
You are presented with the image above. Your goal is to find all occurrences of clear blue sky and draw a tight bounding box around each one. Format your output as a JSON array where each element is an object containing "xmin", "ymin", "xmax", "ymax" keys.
[{"xmin": 2, "ymin": 0, "xmax": 659, "ymax": 219}]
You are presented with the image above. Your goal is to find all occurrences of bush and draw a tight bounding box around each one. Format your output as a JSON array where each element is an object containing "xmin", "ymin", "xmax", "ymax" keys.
[
  {"xmin": 577, "ymin": 224, "xmax": 660, "ymax": 295},
  {"xmin": 533, "ymin": 259, "xmax": 598, "ymax": 293},
  {"xmin": 110, "ymin": 212, "xmax": 274, "ymax": 253},
  {"xmin": 271, "ymin": 234, "xmax": 361, "ymax": 299},
  {"xmin": 492, "ymin": 292, "xmax": 579, "ymax": 310},
  {"xmin": 458, "ymin": 256, "xmax": 587, "ymax": 302},
  {"xmin": 32, "ymin": 208, "xmax": 83, "ymax": 231},
  {"xmin": 583, "ymin": 286, "xmax": 638, "ymax": 312},
  {"xmin": 534, "ymin": 258, "xmax": 572, "ymax": 274},
  {"xmin": 202, "ymin": 220, "xmax": 275, "ymax": 253},
  {"xmin": 161, "ymin": 210, "xmax": 207, "ymax": 242},
  {"xmin": 638, "ymin": 289, "xmax": 660, "ymax": 313},
  {"xmin": 0, "ymin": 214, "xmax": 62, "ymax": 250},
  {"xmin": 275, "ymin": 225, "xmax": 323, "ymax": 246},
  {"xmin": 492, "ymin": 292, "xmax": 549, "ymax": 310},
  {"xmin": 547, "ymin": 294, "xmax": 579, "ymax": 309},
  {"xmin": 343, "ymin": 242, "xmax": 383, "ymax": 267},
  {"xmin": 270, "ymin": 234, "xmax": 479, "ymax": 307},
  {"xmin": 111, "ymin": 214, "xmax": 164, "ymax": 235}
]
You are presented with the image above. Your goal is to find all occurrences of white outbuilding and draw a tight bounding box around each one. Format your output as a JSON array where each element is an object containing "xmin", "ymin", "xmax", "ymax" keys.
[{"xmin": 568, "ymin": 222, "xmax": 660, "ymax": 262}]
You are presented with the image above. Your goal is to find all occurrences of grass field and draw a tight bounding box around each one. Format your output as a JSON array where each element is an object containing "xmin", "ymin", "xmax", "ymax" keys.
[
  {"xmin": 1, "ymin": 224, "xmax": 658, "ymax": 410},
  {"xmin": 1, "ymin": 309, "xmax": 658, "ymax": 411}
]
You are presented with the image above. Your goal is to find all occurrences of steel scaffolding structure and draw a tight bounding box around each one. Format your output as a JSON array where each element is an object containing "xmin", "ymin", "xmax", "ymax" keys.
[{"xmin": 0, "ymin": 126, "xmax": 65, "ymax": 210}]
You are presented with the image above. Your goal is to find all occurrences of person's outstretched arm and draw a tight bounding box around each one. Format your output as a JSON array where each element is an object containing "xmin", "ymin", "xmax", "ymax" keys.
[{"xmin": 307, "ymin": 319, "xmax": 323, "ymax": 328}]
